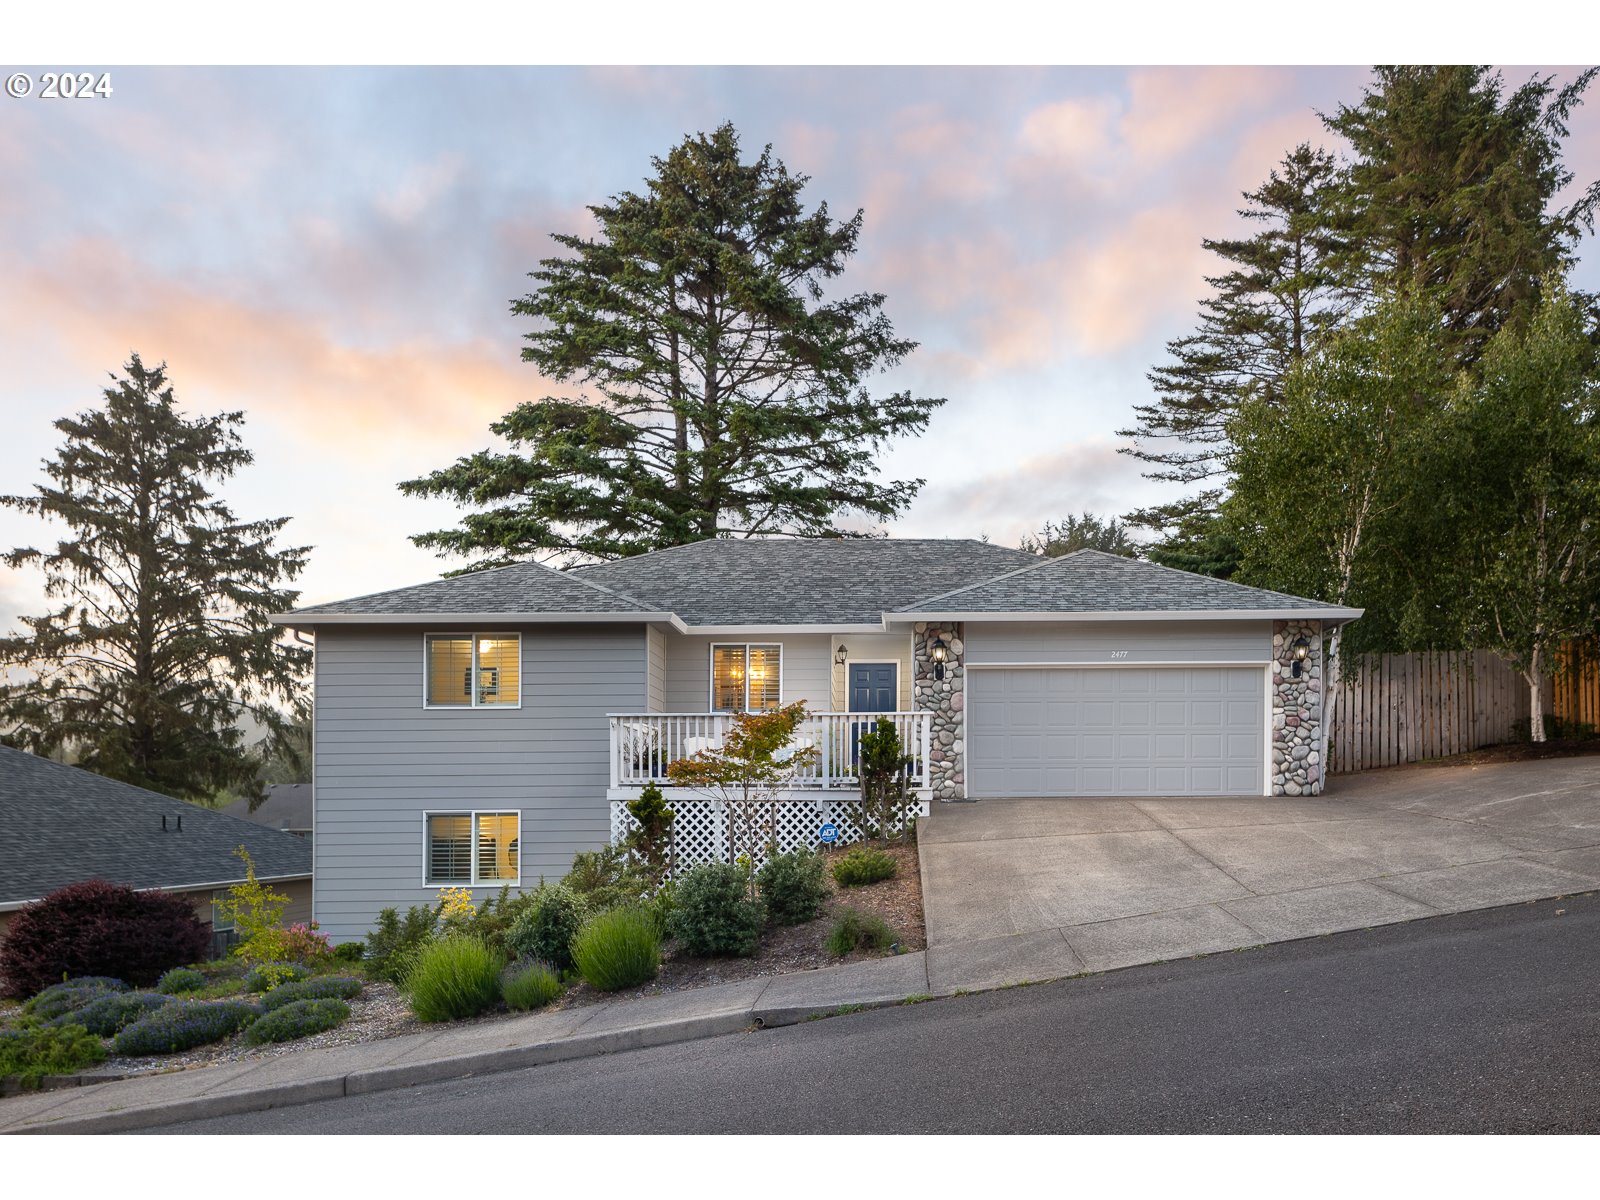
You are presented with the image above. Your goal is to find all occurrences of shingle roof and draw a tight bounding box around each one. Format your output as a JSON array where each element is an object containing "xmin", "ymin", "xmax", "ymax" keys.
[
  {"xmin": 573, "ymin": 539, "xmax": 1039, "ymax": 625},
  {"xmin": 287, "ymin": 559, "xmax": 656, "ymax": 616},
  {"xmin": 0, "ymin": 747, "xmax": 313, "ymax": 908},
  {"xmin": 897, "ymin": 549, "xmax": 1350, "ymax": 615},
  {"xmin": 218, "ymin": 783, "xmax": 312, "ymax": 833}
]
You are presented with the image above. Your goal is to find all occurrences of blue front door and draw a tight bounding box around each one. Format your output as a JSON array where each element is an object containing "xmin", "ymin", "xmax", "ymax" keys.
[{"xmin": 849, "ymin": 662, "xmax": 897, "ymax": 713}]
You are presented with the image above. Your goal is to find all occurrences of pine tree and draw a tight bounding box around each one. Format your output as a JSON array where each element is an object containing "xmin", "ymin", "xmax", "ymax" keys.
[
  {"xmin": 402, "ymin": 123, "xmax": 944, "ymax": 569},
  {"xmin": 1325, "ymin": 66, "xmax": 1600, "ymax": 364},
  {"xmin": 1121, "ymin": 144, "xmax": 1348, "ymax": 544},
  {"xmin": 1018, "ymin": 512, "xmax": 1140, "ymax": 558},
  {"xmin": 0, "ymin": 355, "xmax": 311, "ymax": 802}
]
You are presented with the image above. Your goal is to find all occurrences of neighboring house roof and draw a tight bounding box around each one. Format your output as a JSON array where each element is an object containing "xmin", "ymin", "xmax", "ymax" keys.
[
  {"xmin": 219, "ymin": 783, "xmax": 313, "ymax": 834},
  {"xmin": 895, "ymin": 549, "xmax": 1363, "ymax": 621},
  {"xmin": 0, "ymin": 746, "xmax": 314, "ymax": 911},
  {"xmin": 573, "ymin": 538, "xmax": 1039, "ymax": 626},
  {"xmin": 272, "ymin": 538, "xmax": 1359, "ymax": 629}
]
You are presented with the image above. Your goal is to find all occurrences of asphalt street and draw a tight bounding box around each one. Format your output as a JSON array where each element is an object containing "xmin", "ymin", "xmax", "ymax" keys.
[{"xmin": 152, "ymin": 892, "xmax": 1600, "ymax": 1134}]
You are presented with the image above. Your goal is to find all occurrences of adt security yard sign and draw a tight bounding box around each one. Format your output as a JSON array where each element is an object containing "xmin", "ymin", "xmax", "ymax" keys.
[{"xmin": 818, "ymin": 822, "xmax": 839, "ymax": 845}]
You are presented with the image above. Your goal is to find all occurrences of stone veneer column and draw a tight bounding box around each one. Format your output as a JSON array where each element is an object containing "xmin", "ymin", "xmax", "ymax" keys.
[
  {"xmin": 913, "ymin": 621, "xmax": 965, "ymax": 801},
  {"xmin": 1271, "ymin": 618, "xmax": 1324, "ymax": 796}
]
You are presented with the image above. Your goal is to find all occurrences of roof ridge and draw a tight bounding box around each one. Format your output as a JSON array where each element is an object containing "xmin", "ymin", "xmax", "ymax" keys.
[
  {"xmin": 1096, "ymin": 550, "xmax": 1322, "ymax": 604},
  {"xmin": 895, "ymin": 548, "xmax": 1087, "ymax": 609},
  {"xmin": 536, "ymin": 559, "xmax": 656, "ymax": 611}
]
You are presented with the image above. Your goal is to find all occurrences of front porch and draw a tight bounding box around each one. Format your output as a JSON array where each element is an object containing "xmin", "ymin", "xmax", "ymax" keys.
[{"xmin": 606, "ymin": 710, "xmax": 933, "ymax": 795}]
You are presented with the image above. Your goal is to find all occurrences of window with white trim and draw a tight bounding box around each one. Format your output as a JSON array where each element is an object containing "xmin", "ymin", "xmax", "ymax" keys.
[
  {"xmin": 711, "ymin": 643, "xmax": 781, "ymax": 712},
  {"xmin": 425, "ymin": 634, "xmax": 520, "ymax": 707},
  {"xmin": 425, "ymin": 812, "xmax": 520, "ymax": 885}
]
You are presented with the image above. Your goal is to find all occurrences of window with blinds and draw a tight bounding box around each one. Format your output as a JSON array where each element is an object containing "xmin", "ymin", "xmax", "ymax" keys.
[
  {"xmin": 426, "ymin": 812, "xmax": 519, "ymax": 885},
  {"xmin": 425, "ymin": 634, "xmax": 520, "ymax": 707},
  {"xmin": 711, "ymin": 644, "xmax": 781, "ymax": 712}
]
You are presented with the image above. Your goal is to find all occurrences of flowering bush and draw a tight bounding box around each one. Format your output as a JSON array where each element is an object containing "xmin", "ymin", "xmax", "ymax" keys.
[
  {"xmin": 258, "ymin": 975, "xmax": 363, "ymax": 1012},
  {"xmin": 278, "ymin": 922, "xmax": 333, "ymax": 962},
  {"xmin": 53, "ymin": 991, "xmax": 172, "ymax": 1037},
  {"xmin": 244, "ymin": 962, "xmax": 310, "ymax": 993},
  {"xmin": 244, "ymin": 997, "xmax": 351, "ymax": 1044},
  {"xmin": 112, "ymin": 1000, "xmax": 261, "ymax": 1056},
  {"xmin": 436, "ymin": 887, "xmax": 478, "ymax": 929},
  {"xmin": 0, "ymin": 881, "xmax": 211, "ymax": 997}
]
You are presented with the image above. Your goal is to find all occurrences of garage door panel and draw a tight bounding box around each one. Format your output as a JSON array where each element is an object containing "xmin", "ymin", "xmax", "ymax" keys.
[{"xmin": 970, "ymin": 666, "xmax": 1264, "ymax": 797}]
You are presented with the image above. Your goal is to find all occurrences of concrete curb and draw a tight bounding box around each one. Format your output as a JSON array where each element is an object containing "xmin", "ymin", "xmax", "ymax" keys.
[{"xmin": 2, "ymin": 1003, "xmax": 858, "ymax": 1134}]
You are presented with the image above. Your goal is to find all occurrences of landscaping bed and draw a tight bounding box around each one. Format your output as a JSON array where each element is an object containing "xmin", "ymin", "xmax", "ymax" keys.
[{"xmin": 1418, "ymin": 738, "xmax": 1600, "ymax": 767}]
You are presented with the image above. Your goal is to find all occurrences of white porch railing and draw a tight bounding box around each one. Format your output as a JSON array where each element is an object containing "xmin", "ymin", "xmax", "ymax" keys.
[{"xmin": 606, "ymin": 711, "xmax": 932, "ymax": 791}]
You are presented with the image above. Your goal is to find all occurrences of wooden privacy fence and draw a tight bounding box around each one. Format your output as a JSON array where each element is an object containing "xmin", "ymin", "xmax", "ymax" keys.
[{"xmin": 1328, "ymin": 638, "xmax": 1598, "ymax": 773}]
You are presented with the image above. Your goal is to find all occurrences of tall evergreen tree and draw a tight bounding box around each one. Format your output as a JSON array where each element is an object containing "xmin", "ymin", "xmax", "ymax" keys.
[
  {"xmin": 1121, "ymin": 144, "xmax": 1348, "ymax": 543},
  {"xmin": 1018, "ymin": 512, "xmax": 1140, "ymax": 558},
  {"xmin": 402, "ymin": 123, "xmax": 944, "ymax": 569},
  {"xmin": 0, "ymin": 355, "xmax": 311, "ymax": 802},
  {"xmin": 1325, "ymin": 66, "xmax": 1600, "ymax": 364}
]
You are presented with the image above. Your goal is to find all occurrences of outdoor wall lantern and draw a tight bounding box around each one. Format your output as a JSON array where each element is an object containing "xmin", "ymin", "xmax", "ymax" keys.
[
  {"xmin": 835, "ymin": 644, "xmax": 849, "ymax": 667},
  {"xmin": 931, "ymin": 636, "xmax": 949, "ymax": 681},
  {"xmin": 1291, "ymin": 636, "xmax": 1310, "ymax": 679}
]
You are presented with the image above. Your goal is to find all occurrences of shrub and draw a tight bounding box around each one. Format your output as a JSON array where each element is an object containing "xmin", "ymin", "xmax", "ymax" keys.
[
  {"xmin": 23, "ymin": 978, "xmax": 128, "ymax": 1022},
  {"xmin": 112, "ymin": 1000, "xmax": 261, "ymax": 1056},
  {"xmin": 563, "ymin": 844, "xmax": 651, "ymax": 913},
  {"xmin": 259, "ymin": 975, "xmax": 364, "ymax": 1012},
  {"xmin": 156, "ymin": 967, "xmax": 207, "ymax": 994},
  {"xmin": 824, "ymin": 909, "xmax": 896, "ymax": 957},
  {"xmin": 831, "ymin": 846, "xmax": 897, "ymax": 888},
  {"xmin": 505, "ymin": 884, "xmax": 588, "ymax": 972},
  {"xmin": 244, "ymin": 962, "xmax": 311, "ymax": 993},
  {"xmin": 667, "ymin": 863, "xmax": 764, "ymax": 957},
  {"xmin": 244, "ymin": 998, "xmax": 351, "ymax": 1045},
  {"xmin": 501, "ymin": 960, "xmax": 564, "ymax": 1011},
  {"xmin": 403, "ymin": 935, "xmax": 503, "ymax": 1023},
  {"xmin": 364, "ymin": 905, "xmax": 437, "ymax": 984},
  {"xmin": 55, "ymin": 990, "xmax": 171, "ymax": 1036},
  {"xmin": 0, "ymin": 1024, "xmax": 108, "ymax": 1088},
  {"xmin": 757, "ymin": 850, "xmax": 829, "ymax": 926},
  {"xmin": 277, "ymin": 922, "xmax": 334, "ymax": 963},
  {"xmin": 215, "ymin": 847, "xmax": 295, "ymax": 964},
  {"xmin": 625, "ymin": 782, "xmax": 676, "ymax": 883},
  {"xmin": 331, "ymin": 941, "xmax": 365, "ymax": 963},
  {"xmin": 0, "ymin": 880, "xmax": 211, "ymax": 997},
  {"xmin": 571, "ymin": 908, "xmax": 660, "ymax": 992}
]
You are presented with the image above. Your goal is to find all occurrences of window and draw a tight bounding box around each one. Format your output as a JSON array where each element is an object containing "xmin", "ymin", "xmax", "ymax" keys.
[
  {"xmin": 425, "ymin": 634, "xmax": 520, "ymax": 707},
  {"xmin": 210, "ymin": 891, "xmax": 235, "ymax": 932},
  {"xmin": 711, "ymin": 643, "xmax": 781, "ymax": 712},
  {"xmin": 425, "ymin": 812, "xmax": 520, "ymax": 885}
]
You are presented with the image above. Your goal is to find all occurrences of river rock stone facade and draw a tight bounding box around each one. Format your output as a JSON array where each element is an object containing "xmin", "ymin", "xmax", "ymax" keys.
[
  {"xmin": 1272, "ymin": 619, "xmax": 1324, "ymax": 796},
  {"xmin": 913, "ymin": 621, "xmax": 965, "ymax": 801}
]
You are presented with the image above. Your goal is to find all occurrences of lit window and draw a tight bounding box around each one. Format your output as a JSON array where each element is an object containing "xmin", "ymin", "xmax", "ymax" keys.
[
  {"xmin": 426, "ymin": 812, "xmax": 520, "ymax": 885},
  {"xmin": 711, "ymin": 644, "xmax": 781, "ymax": 712},
  {"xmin": 426, "ymin": 634, "xmax": 520, "ymax": 707}
]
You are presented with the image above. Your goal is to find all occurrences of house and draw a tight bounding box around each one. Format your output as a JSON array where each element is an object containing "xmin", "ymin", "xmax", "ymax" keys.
[
  {"xmin": 219, "ymin": 783, "xmax": 314, "ymax": 843},
  {"xmin": 272, "ymin": 540, "xmax": 1360, "ymax": 942},
  {"xmin": 0, "ymin": 745, "xmax": 313, "ymax": 942}
]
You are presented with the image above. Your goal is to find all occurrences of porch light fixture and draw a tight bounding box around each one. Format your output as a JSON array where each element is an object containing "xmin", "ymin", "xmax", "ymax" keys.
[
  {"xmin": 835, "ymin": 644, "xmax": 848, "ymax": 667},
  {"xmin": 1291, "ymin": 636, "xmax": 1310, "ymax": 679},
  {"xmin": 931, "ymin": 636, "xmax": 948, "ymax": 681}
]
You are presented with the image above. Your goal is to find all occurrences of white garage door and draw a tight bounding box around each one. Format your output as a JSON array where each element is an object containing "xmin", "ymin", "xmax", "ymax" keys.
[{"xmin": 968, "ymin": 666, "xmax": 1265, "ymax": 797}]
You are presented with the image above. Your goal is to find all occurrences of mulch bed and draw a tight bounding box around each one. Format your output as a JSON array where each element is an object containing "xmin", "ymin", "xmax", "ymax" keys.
[
  {"xmin": 558, "ymin": 838, "xmax": 925, "ymax": 1008},
  {"xmin": 1416, "ymin": 739, "xmax": 1600, "ymax": 768}
]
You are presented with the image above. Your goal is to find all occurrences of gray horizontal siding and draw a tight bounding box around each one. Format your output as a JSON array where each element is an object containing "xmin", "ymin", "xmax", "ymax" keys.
[
  {"xmin": 964, "ymin": 620, "xmax": 1272, "ymax": 665},
  {"xmin": 661, "ymin": 632, "xmax": 832, "ymax": 711},
  {"xmin": 312, "ymin": 623, "xmax": 646, "ymax": 942}
]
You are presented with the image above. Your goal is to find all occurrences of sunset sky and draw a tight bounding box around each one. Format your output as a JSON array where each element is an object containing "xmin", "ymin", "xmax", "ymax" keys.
[{"xmin": 3, "ymin": 64, "xmax": 1598, "ymax": 625}]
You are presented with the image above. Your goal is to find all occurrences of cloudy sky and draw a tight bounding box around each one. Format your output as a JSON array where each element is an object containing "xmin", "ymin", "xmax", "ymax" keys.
[{"xmin": 2, "ymin": 64, "xmax": 1597, "ymax": 623}]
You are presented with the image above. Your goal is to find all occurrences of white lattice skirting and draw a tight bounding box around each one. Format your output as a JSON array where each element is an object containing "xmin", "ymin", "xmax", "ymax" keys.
[{"xmin": 609, "ymin": 794, "xmax": 930, "ymax": 872}]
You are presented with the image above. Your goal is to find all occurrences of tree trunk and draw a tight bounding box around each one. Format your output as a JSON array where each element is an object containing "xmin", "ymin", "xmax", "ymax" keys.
[
  {"xmin": 1318, "ymin": 621, "xmax": 1342, "ymax": 790},
  {"xmin": 1528, "ymin": 643, "xmax": 1546, "ymax": 743}
]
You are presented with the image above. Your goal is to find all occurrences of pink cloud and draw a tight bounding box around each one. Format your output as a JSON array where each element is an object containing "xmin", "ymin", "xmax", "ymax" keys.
[{"xmin": 1120, "ymin": 67, "xmax": 1292, "ymax": 165}]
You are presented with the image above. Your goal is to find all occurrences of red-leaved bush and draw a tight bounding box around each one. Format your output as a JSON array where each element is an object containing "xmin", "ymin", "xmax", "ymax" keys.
[{"xmin": 0, "ymin": 880, "xmax": 212, "ymax": 998}]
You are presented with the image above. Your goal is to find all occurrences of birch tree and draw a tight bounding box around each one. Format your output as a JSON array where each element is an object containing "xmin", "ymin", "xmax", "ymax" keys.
[{"xmin": 1450, "ymin": 282, "xmax": 1600, "ymax": 740}]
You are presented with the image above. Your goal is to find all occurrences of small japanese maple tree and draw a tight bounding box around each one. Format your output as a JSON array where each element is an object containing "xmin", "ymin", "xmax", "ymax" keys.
[{"xmin": 666, "ymin": 702, "xmax": 818, "ymax": 876}]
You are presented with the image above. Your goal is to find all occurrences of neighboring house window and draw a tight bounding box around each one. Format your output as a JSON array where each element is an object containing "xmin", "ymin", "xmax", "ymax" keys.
[
  {"xmin": 211, "ymin": 891, "xmax": 235, "ymax": 932},
  {"xmin": 425, "ymin": 634, "xmax": 521, "ymax": 707},
  {"xmin": 425, "ymin": 812, "xmax": 520, "ymax": 885},
  {"xmin": 711, "ymin": 644, "xmax": 781, "ymax": 712}
]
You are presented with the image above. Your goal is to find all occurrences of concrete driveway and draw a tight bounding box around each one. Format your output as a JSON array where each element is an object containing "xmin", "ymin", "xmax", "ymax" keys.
[{"xmin": 918, "ymin": 756, "xmax": 1600, "ymax": 991}]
